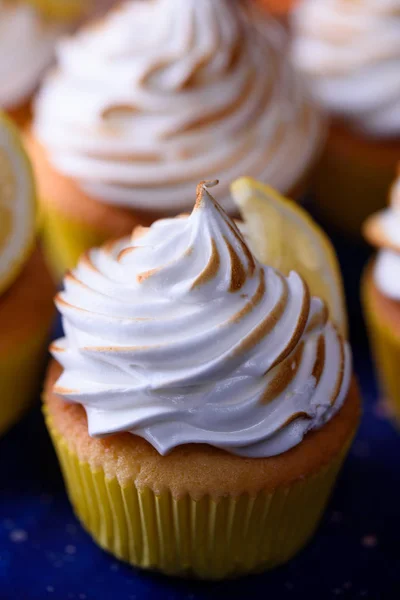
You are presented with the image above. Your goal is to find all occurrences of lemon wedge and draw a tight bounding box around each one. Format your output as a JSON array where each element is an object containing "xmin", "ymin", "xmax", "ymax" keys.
[
  {"xmin": 0, "ymin": 112, "xmax": 36, "ymax": 296},
  {"xmin": 231, "ymin": 177, "xmax": 347, "ymax": 337},
  {"xmin": 24, "ymin": 0, "xmax": 84, "ymax": 21}
]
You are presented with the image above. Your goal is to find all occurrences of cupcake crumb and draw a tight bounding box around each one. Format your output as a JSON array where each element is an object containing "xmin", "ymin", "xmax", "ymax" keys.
[
  {"xmin": 65, "ymin": 545, "xmax": 76, "ymax": 555},
  {"xmin": 46, "ymin": 586, "xmax": 55, "ymax": 593}
]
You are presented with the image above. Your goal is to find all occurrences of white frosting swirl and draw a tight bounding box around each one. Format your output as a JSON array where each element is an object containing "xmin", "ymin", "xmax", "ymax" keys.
[
  {"xmin": 374, "ymin": 250, "xmax": 400, "ymax": 299},
  {"xmin": 0, "ymin": 1, "xmax": 69, "ymax": 110},
  {"xmin": 291, "ymin": 0, "xmax": 400, "ymax": 137},
  {"xmin": 370, "ymin": 174, "xmax": 400, "ymax": 299},
  {"xmin": 51, "ymin": 182, "xmax": 351, "ymax": 458},
  {"xmin": 34, "ymin": 0, "xmax": 323, "ymax": 214}
]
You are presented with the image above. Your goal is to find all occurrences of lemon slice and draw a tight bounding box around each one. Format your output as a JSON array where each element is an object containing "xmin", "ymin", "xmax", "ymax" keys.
[
  {"xmin": 25, "ymin": 0, "xmax": 84, "ymax": 21},
  {"xmin": 231, "ymin": 177, "xmax": 347, "ymax": 337},
  {"xmin": 0, "ymin": 112, "xmax": 36, "ymax": 296}
]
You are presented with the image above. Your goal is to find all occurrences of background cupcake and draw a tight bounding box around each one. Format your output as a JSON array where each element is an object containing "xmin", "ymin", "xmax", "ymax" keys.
[
  {"xmin": 1, "ymin": 0, "xmax": 117, "ymax": 128},
  {"xmin": 0, "ymin": 112, "xmax": 55, "ymax": 434},
  {"xmin": 255, "ymin": 0, "xmax": 299, "ymax": 19},
  {"xmin": 363, "ymin": 169, "xmax": 400, "ymax": 423},
  {"xmin": 29, "ymin": 0, "xmax": 324, "ymax": 280},
  {"xmin": 43, "ymin": 180, "xmax": 360, "ymax": 579},
  {"xmin": 291, "ymin": 0, "xmax": 400, "ymax": 237}
]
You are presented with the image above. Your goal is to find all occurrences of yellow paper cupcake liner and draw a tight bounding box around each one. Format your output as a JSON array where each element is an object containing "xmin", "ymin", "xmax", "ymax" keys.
[
  {"xmin": 0, "ymin": 331, "xmax": 50, "ymax": 436},
  {"xmin": 45, "ymin": 410, "xmax": 352, "ymax": 579},
  {"xmin": 362, "ymin": 274, "xmax": 400, "ymax": 423},
  {"xmin": 41, "ymin": 203, "xmax": 109, "ymax": 281}
]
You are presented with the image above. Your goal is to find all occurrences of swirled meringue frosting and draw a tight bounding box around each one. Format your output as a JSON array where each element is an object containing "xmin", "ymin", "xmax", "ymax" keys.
[
  {"xmin": 51, "ymin": 181, "xmax": 351, "ymax": 458},
  {"xmin": 0, "ymin": 1, "xmax": 70, "ymax": 110},
  {"xmin": 34, "ymin": 0, "xmax": 323, "ymax": 213},
  {"xmin": 364, "ymin": 172, "xmax": 400, "ymax": 300},
  {"xmin": 291, "ymin": 0, "xmax": 400, "ymax": 137}
]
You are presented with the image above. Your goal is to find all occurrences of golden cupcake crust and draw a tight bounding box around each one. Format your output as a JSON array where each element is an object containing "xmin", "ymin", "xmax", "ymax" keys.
[
  {"xmin": 0, "ymin": 247, "xmax": 55, "ymax": 354},
  {"xmin": 44, "ymin": 361, "xmax": 361, "ymax": 500}
]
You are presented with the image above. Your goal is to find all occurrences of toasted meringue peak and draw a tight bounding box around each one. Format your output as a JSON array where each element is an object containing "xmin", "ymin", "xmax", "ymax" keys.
[
  {"xmin": 52, "ymin": 183, "xmax": 351, "ymax": 457},
  {"xmin": 291, "ymin": 0, "xmax": 400, "ymax": 137},
  {"xmin": 35, "ymin": 0, "xmax": 323, "ymax": 213}
]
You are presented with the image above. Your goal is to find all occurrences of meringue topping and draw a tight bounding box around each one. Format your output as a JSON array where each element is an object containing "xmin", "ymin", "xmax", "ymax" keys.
[
  {"xmin": 34, "ymin": 0, "xmax": 323, "ymax": 213},
  {"xmin": 364, "ymin": 169, "xmax": 400, "ymax": 300},
  {"xmin": 291, "ymin": 0, "xmax": 400, "ymax": 137},
  {"xmin": 52, "ymin": 182, "xmax": 351, "ymax": 458},
  {"xmin": 0, "ymin": 1, "xmax": 69, "ymax": 109}
]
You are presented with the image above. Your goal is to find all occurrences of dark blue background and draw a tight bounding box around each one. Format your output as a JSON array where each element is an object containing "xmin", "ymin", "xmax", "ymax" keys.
[{"xmin": 1, "ymin": 215, "xmax": 400, "ymax": 600}]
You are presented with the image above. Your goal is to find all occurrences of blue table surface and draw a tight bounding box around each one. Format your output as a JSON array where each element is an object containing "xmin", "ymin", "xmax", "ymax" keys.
[{"xmin": 1, "ymin": 210, "xmax": 400, "ymax": 600}]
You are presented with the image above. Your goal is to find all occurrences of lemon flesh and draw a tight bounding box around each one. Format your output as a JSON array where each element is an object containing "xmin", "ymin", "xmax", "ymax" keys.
[{"xmin": 231, "ymin": 177, "xmax": 347, "ymax": 337}]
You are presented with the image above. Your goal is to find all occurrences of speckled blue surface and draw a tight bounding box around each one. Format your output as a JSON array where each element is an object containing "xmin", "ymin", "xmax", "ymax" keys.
[{"xmin": 1, "ymin": 222, "xmax": 400, "ymax": 600}]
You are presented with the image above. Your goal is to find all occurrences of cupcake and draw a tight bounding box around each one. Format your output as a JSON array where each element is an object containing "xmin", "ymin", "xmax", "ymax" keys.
[
  {"xmin": 1, "ymin": 0, "xmax": 116, "ymax": 128},
  {"xmin": 363, "ymin": 170, "xmax": 400, "ymax": 423},
  {"xmin": 0, "ymin": 112, "xmax": 55, "ymax": 434},
  {"xmin": 291, "ymin": 0, "xmax": 400, "ymax": 237},
  {"xmin": 29, "ymin": 0, "xmax": 324, "ymax": 280},
  {"xmin": 43, "ymin": 179, "xmax": 360, "ymax": 578}
]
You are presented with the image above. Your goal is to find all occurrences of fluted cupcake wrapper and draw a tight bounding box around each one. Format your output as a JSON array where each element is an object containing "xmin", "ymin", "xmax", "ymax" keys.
[
  {"xmin": 45, "ymin": 409, "xmax": 353, "ymax": 579},
  {"xmin": 0, "ymin": 331, "xmax": 50, "ymax": 435},
  {"xmin": 41, "ymin": 203, "xmax": 108, "ymax": 281},
  {"xmin": 362, "ymin": 274, "xmax": 400, "ymax": 423}
]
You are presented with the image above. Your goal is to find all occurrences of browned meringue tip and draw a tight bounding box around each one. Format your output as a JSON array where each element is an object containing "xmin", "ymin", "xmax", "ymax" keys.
[
  {"xmin": 280, "ymin": 412, "xmax": 312, "ymax": 428},
  {"xmin": 55, "ymin": 294, "xmax": 87, "ymax": 314},
  {"xmin": 305, "ymin": 301, "xmax": 329, "ymax": 335},
  {"xmin": 195, "ymin": 180, "xmax": 220, "ymax": 210},
  {"xmin": 117, "ymin": 246, "xmax": 136, "ymax": 263},
  {"xmin": 49, "ymin": 341, "xmax": 66, "ymax": 354},
  {"xmin": 64, "ymin": 270, "xmax": 88, "ymax": 290},
  {"xmin": 101, "ymin": 104, "xmax": 138, "ymax": 120},
  {"xmin": 81, "ymin": 251, "xmax": 99, "ymax": 273},
  {"xmin": 54, "ymin": 386, "xmax": 79, "ymax": 395},
  {"xmin": 137, "ymin": 267, "xmax": 160, "ymax": 284},
  {"xmin": 101, "ymin": 237, "xmax": 122, "ymax": 254},
  {"xmin": 363, "ymin": 212, "xmax": 400, "ymax": 253},
  {"xmin": 131, "ymin": 225, "xmax": 150, "ymax": 241}
]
